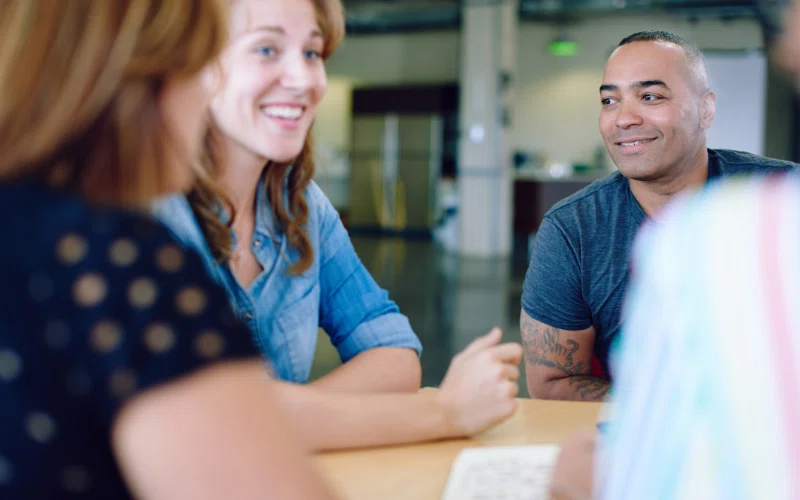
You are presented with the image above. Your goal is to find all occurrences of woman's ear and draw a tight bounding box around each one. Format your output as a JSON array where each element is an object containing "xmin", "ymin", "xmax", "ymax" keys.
[{"xmin": 201, "ymin": 62, "xmax": 223, "ymax": 96}]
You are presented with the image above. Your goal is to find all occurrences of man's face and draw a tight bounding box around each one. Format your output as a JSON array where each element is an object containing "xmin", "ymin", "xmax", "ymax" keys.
[{"xmin": 599, "ymin": 41, "xmax": 715, "ymax": 182}]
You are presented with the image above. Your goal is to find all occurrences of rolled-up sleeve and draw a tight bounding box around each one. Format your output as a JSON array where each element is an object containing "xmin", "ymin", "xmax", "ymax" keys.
[{"xmin": 312, "ymin": 185, "xmax": 422, "ymax": 362}]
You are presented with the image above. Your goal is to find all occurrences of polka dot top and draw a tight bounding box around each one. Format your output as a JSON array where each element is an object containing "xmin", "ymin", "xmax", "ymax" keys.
[{"xmin": 0, "ymin": 184, "xmax": 260, "ymax": 499}]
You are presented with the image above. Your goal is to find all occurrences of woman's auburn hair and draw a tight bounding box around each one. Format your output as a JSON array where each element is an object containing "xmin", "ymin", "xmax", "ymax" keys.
[
  {"xmin": 189, "ymin": 0, "xmax": 345, "ymax": 276},
  {"xmin": 0, "ymin": 0, "xmax": 229, "ymax": 206}
]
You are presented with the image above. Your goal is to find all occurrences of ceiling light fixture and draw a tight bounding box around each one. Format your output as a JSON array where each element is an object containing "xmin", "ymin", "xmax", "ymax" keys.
[{"xmin": 549, "ymin": 30, "xmax": 580, "ymax": 56}]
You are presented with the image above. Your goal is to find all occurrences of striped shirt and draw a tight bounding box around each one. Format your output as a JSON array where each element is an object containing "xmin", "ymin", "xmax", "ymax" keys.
[{"xmin": 599, "ymin": 174, "xmax": 800, "ymax": 500}]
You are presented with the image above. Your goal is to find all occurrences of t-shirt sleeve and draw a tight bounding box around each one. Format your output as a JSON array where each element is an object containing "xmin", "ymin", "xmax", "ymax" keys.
[
  {"xmin": 521, "ymin": 214, "xmax": 592, "ymax": 330},
  {"xmin": 10, "ymin": 214, "xmax": 261, "ymax": 427}
]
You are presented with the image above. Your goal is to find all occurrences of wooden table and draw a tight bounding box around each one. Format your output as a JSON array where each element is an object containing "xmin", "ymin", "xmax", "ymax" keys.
[{"xmin": 315, "ymin": 398, "xmax": 603, "ymax": 500}]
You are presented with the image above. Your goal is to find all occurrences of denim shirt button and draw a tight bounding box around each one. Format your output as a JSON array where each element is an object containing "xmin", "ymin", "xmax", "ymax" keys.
[
  {"xmin": 253, "ymin": 239, "xmax": 262, "ymax": 248},
  {"xmin": 243, "ymin": 311, "xmax": 254, "ymax": 321}
]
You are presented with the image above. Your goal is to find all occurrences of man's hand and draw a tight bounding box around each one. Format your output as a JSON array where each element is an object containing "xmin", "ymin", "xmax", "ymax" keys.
[{"xmin": 549, "ymin": 427, "xmax": 597, "ymax": 500}]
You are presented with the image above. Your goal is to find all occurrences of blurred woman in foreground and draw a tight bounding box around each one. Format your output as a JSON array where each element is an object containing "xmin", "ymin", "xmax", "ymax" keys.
[{"xmin": 0, "ymin": 1, "xmax": 336, "ymax": 498}]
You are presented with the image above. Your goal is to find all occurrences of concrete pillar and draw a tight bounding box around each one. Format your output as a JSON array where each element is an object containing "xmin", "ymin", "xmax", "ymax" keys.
[
  {"xmin": 450, "ymin": 1, "xmax": 517, "ymax": 363},
  {"xmin": 457, "ymin": 0, "xmax": 518, "ymax": 257}
]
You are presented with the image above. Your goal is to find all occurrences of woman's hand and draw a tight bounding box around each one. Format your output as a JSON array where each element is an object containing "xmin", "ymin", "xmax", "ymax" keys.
[{"xmin": 436, "ymin": 328, "xmax": 522, "ymax": 437}]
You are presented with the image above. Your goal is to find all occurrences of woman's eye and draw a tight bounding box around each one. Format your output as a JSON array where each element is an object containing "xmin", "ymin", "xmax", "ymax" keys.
[{"xmin": 257, "ymin": 47, "xmax": 276, "ymax": 57}]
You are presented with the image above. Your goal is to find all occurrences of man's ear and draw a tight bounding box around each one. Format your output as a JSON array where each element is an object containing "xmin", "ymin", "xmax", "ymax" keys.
[{"xmin": 700, "ymin": 91, "xmax": 716, "ymax": 130}]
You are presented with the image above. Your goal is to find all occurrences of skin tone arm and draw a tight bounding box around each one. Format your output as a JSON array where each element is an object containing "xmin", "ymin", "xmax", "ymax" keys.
[
  {"xmin": 520, "ymin": 310, "xmax": 609, "ymax": 401},
  {"xmin": 310, "ymin": 347, "xmax": 422, "ymax": 393},
  {"xmin": 112, "ymin": 360, "xmax": 338, "ymax": 500},
  {"xmin": 113, "ymin": 330, "xmax": 522, "ymax": 499},
  {"xmin": 276, "ymin": 329, "xmax": 522, "ymax": 451},
  {"xmin": 549, "ymin": 427, "xmax": 596, "ymax": 500}
]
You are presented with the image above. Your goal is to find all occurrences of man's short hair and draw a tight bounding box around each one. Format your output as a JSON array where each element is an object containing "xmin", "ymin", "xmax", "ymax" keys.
[{"xmin": 618, "ymin": 30, "xmax": 709, "ymax": 91}]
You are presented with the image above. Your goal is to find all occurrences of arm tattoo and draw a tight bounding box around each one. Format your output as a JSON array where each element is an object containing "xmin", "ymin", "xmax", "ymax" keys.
[
  {"xmin": 567, "ymin": 375, "xmax": 610, "ymax": 401},
  {"xmin": 521, "ymin": 313, "xmax": 610, "ymax": 400},
  {"xmin": 520, "ymin": 314, "xmax": 587, "ymax": 376}
]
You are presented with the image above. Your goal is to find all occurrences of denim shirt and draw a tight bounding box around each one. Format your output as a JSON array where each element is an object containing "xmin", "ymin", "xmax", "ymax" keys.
[{"xmin": 153, "ymin": 181, "xmax": 422, "ymax": 383}]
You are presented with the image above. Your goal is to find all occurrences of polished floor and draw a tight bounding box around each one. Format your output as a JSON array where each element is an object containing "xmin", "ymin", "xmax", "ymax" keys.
[{"xmin": 309, "ymin": 235, "xmax": 532, "ymax": 398}]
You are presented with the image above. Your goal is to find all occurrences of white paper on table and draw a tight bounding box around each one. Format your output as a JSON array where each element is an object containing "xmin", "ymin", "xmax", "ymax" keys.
[{"xmin": 440, "ymin": 445, "xmax": 560, "ymax": 500}]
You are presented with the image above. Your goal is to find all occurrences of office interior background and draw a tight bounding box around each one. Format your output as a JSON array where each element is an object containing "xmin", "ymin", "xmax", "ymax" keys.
[{"xmin": 308, "ymin": 0, "xmax": 797, "ymax": 396}]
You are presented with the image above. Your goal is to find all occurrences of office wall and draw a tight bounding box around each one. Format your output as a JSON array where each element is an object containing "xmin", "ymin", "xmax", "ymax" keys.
[
  {"xmin": 313, "ymin": 15, "xmax": 766, "ymax": 204},
  {"xmin": 314, "ymin": 30, "xmax": 461, "ymax": 156}
]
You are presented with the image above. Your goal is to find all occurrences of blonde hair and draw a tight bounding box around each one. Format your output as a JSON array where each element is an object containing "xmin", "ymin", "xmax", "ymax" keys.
[
  {"xmin": 0, "ymin": 0, "xmax": 229, "ymax": 206},
  {"xmin": 190, "ymin": 0, "xmax": 345, "ymax": 275}
]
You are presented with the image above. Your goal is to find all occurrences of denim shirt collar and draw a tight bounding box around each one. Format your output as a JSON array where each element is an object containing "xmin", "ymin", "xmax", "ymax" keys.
[
  {"xmin": 218, "ymin": 174, "xmax": 284, "ymax": 254},
  {"xmin": 254, "ymin": 174, "xmax": 282, "ymax": 245}
]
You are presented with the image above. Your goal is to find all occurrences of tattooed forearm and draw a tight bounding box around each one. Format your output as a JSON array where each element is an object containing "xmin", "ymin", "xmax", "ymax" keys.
[
  {"xmin": 567, "ymin": 375, "xmax": 610, "ymax": 401},
  {"xmin": 520, "ymin": 312, "xmax": 587, "ymax": 376}
]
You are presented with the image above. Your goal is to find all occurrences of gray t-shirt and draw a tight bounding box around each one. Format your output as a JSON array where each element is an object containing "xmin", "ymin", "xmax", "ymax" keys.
[{"xmin": 522, "ymin": 149, "xmax": 798, "ymax": 377}]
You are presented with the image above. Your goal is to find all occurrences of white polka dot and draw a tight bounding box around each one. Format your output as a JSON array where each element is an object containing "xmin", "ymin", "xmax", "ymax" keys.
[
  {"xmin": 144, "ymin": 323, "xmax": 175, "ymax": 354},
  {"xmin": 26, "ymin": 412, "xmax": 57, "ymax": 443},
  {"xmin": 56, "ymin": 234, "xmax": 88, "ymax": 265},
  {"xmin": 61, "ymin": 466, "xmax": 91, "ymax": 493},
  {"xmin": 109, "ymin": 239, "xmax": 139, "ymax": 267},
  {"xmin": 109, "ymin": 368, "xmax": 137, "ymax": 399},
  {"xmin": 128, "ymin": 278, "xmax": 158, "ymax": 309},
  {"xmin": 0, "ymin": 455, "xmax": 13, "ymax": 484},
  {"xmin": 73, "ymin": 273, "xmax": 107, "ymax": 307},
  {"xmin": 66, "ymin": 369, "xmax": 92, "ymax": 397},
  {"xmin": 44, "ymin": 321, "xmax": 70, "ymax": 349},
  {"xmin": 156, "ymin": 245, "xmax": 184, "ymax": 273},
  {"xmin": 195, "ymin": 330, "xmax": 225, "ymax": 359},
  {"xmin": 176, "ymin": 286, "xmax": 207, "ymax": 316},
  {"xmin": 0, "ymin": 350, "xmax": 22, "ymax": 382},
  {"xmin": 90, "ymin": 321, "xmax": 122, "ymax": 353},
  {"xmin": 28, "ymin": 273, "xmax": 54, "ymax": 301}
]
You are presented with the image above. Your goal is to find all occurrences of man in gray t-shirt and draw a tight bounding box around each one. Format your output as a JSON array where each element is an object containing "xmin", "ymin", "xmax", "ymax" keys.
[{"xmin": 520, "ymin": 30, "xmax": 798, "ymax": 402}]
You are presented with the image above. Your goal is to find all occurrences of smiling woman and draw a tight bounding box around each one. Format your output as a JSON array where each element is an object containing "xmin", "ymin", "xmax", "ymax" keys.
[
  {"xmin": 153, "ymin": 0, "xmax": 526, "ymax": 453},
  {"xmin": 154, "ymin": 0, "xmax": 427, "ymax": 391}
]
